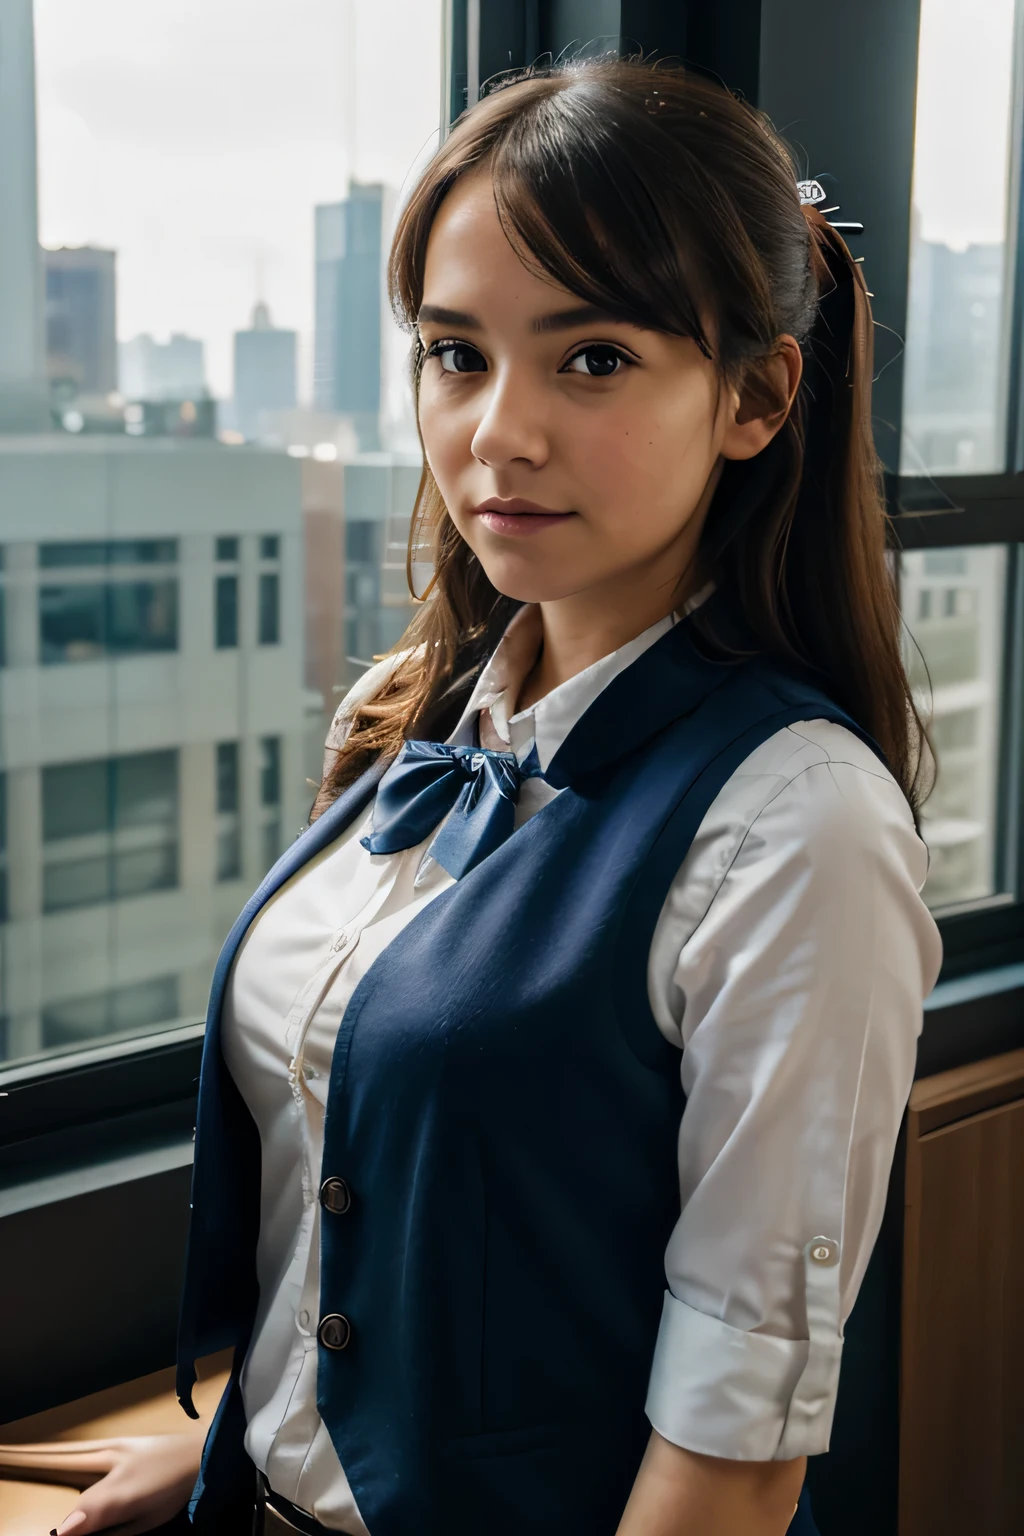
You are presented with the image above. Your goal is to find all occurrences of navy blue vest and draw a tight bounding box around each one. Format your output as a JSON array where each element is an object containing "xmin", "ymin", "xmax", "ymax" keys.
[{"xmin": 177, "ymin": 618, "xmax": 878, "ymax": 1535}]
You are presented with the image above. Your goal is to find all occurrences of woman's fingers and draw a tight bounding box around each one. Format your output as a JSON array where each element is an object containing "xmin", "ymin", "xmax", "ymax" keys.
[
  {"xmin": 53, "ymin": 1512, "xmax": 88, "ymax": 1535},
  {"xmin": 0, "ymin": 1439, "xmax": 120, "ymax": 1488},
  {"xmin": 44, "ymin": 1433, "xmax": 202, "ymax": 1534}
]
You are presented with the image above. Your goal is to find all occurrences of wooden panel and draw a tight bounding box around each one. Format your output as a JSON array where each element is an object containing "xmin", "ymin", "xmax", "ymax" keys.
[
  {"xmin": 900, "ymin": 1095, "xmax": 1024, "ymax": 1534},
  {"xmin": 909, "ymin": 1045, "xmax": 1024, "ymax": 1135}
]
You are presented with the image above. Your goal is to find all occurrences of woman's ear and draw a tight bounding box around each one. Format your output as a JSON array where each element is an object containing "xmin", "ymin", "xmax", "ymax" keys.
[{"xmin": 719, "ymin": 335, "xmax": 803, "ymax": 462}]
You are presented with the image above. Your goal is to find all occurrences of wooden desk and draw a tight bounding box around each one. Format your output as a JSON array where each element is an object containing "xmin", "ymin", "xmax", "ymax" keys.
[
  {"xmin": 0, "ymin": 1352, "xmax": 230, "ymax": 1536},
  {"xmin": 900, "ymin": 1047, "xmax": 1024, "ymax": 1534}
]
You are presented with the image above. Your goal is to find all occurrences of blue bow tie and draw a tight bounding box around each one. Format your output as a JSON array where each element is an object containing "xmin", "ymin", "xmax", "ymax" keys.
[{"xmin": 361, "ymin": 740, "xmax": 544, "ymax": 880}]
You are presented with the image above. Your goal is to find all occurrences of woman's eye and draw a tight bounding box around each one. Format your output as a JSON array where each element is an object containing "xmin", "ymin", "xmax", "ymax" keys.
[
  {"xmin": 428, "ymin": 341, "xmax": 486, "ymax": 374},
  {"xmin": 564, "ymin": 345, "xmax": 626, "ymax": 378}
]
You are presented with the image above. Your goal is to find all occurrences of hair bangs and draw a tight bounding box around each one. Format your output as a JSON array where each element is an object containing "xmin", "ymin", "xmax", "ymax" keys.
[{"xmin": 487, "ymin": 82, "xmax": 715, "ymax": 359}]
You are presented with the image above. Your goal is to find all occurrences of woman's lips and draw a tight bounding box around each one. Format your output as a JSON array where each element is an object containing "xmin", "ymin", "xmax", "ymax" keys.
[{"xmin": 471, "ymin": 500, "xmax": 576, "ymax": 538}]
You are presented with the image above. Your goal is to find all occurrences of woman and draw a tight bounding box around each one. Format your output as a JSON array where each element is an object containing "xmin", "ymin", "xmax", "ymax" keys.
[{"xmin": 48, "ymin": 58, "xmax": 940, "ymax": 1536}]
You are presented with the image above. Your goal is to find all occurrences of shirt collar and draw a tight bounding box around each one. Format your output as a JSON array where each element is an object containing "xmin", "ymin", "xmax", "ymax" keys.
[{"xmin": 448, "ymin": 582, "xmax": 716, "ymax": 772}]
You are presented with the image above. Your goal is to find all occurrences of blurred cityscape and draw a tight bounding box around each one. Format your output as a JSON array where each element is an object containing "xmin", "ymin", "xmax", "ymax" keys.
[
  {"xmin": 0, "ymin": 0, "xmax": 421, "ymax": 1066},
  {"xmin": 0, "ymin": 0, "xmax": 1010, "ymax": 1065},
  {"xmin": 899, "ymin": 215, "xmax": 1013, "ymax": 911}
]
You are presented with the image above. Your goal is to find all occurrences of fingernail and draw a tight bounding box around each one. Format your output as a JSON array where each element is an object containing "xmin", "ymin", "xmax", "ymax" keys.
[{"xmin": 57, "ymin": 1515, "xmax": 87, "ymax": 1535}]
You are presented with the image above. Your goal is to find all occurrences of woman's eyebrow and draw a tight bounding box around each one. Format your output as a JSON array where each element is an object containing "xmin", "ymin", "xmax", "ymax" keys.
[
  {"xmin": 417, "ymin": 304, "xmax": 480, "ymax": 328},
  {"xmin": 531, "ymin": 304, "xmax": 628, "ymax": 333},
  {"xmin": 417, "ymin": 302, "xmax": 636, "ymax": 334}
]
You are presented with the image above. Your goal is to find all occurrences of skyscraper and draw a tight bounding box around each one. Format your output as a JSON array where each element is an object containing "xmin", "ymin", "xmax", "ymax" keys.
[
  {"xmin": 233, "ymin": 301, "xmax": 297, "ymax": 442},
  {"xmin": 314, "ymin": 183, "xmax": 393, "ymax": 450},
  {"xmin": 0, "ymin": 0, "xmax": 49, "ymax": 430},
  {"xmin": 119, "ymin": 333, "xmax": 207, "ymax": 402},
  {"xmin": 44, "ymin": 246, "xmax": 118, "ymax": 396}
]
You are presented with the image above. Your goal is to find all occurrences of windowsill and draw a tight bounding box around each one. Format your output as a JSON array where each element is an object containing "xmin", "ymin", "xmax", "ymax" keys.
[
  {"xmin": 0, "ymin": 963, "xmax": 1021, "ymax": 1218},
  {"xmin": 925, "ymin": 958, "xmax": 1024, "ymax": 1011},
  {"xmin": 0, "ymin": 1131, "xmax": 194, "ymax": 1219}
]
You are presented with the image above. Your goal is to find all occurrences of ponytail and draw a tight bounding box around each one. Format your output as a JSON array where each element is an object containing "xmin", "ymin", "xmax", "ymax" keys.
[{"xmin": 697, "ymin": 207, "xmax": 925, "ymax": 809}]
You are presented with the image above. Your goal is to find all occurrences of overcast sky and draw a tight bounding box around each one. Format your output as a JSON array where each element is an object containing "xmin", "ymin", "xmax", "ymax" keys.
[
  {"xmin": 33, "ymin": 0, "xmax": 1017, "ymax": 401},
  {"xmin": 34, "ymin": 0, "xmax": 442, "ymax": 399}
]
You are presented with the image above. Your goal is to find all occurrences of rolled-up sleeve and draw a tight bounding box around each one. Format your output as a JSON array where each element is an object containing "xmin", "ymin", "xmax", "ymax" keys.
[{"xmin": 645, "ymin": 724, "xmax": 942, "ymax": 1460}]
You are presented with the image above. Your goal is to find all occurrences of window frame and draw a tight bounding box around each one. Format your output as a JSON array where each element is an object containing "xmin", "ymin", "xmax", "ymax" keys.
[{"xmin": 4, "ymin": 0, "xmax": 1021, "ymax": 1162}]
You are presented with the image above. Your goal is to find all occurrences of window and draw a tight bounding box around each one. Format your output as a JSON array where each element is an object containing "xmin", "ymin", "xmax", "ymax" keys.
[
  {"xmin": 0, "ymin": 0, "xmax": 437, "ymax": 1077},
  {"xmin": 259, "ymin": 736, "xmax": 281, "ymax": 808},
  {"xmin": 40, "ymin": 539, "xmax": 178, "ymax": 567},
  {"xmin": 889, "ymin": 0, "xmax": 1024, "ymax": 973},
  {"xmin": 902, "ymin": 547, "xmax": 1009, "ymax": 908},
  {"xmin": 215, "ymin": 573, "xmax": 239, "ymax": 649},
  {"xmin": 216, "ymin": 740, "xmax": 240, "ymax": 814},
  {"xmin": 42, "ymin": 976, "xmax": 180, "ymax": 1050},
  {"xmin": 41, "ymin": 750, "xmax": 179, "ymax": 914},
  {"xmin": 216, "ymin": 741, "xmax": 242, "ymax": 882},
  {"xmin": 901, "ymin": 0, "xmax": 1021, "ymax": 473},
  {"xmin": 258, "ymin": 571, "xmax": 280, "ymax": 646},
  {"xmin": 40, "ymin": 579, "xmax": 178, "ymax": 663},
  {"xmin": 0, "ymin": 772, "xmax": 7, "ymax": 924},
  {"xmin": 259, "ymin": 736, "xmax": 282, "ymax": 872}
]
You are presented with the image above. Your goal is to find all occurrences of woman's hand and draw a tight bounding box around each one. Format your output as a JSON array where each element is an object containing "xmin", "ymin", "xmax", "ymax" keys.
[
  {"xmin": 10, "ymin": 1427, "xmax": 206, "ymax": 1535},
  {"xmin": 616, "ymin": 1430, "xmax": 806, "ymax": 1536}
]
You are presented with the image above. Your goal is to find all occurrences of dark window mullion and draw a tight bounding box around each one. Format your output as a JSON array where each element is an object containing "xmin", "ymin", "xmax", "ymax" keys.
[{"xmin": 998, "ymin": 544, "xmax": 1024, "ymax": 901}]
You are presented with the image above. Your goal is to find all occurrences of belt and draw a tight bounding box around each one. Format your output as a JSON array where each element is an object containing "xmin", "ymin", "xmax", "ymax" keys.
[{"xmin": 257, "ymin": 1477, "xmax": 337, "ymax": 1536}]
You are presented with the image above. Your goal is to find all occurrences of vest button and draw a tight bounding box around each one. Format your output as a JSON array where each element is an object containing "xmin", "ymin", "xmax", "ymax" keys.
[
  {"xmin": 317, "ymin": 1313, "xmax": 351, "ymax": 1351},
  {"xmin": 319, "ymin": 1177, "xmax": 351, "ymax": 1214}
]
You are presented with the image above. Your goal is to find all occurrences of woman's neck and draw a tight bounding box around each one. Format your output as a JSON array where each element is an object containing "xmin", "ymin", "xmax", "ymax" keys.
[{"xmin": 516, "ymin": 564, "xmax": 700, "ymax": 713}]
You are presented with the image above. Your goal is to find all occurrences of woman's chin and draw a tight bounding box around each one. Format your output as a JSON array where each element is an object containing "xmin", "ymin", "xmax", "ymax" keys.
[{"xmin": 480, "ymin": 567, "xmax": 593, "ymax": 605}]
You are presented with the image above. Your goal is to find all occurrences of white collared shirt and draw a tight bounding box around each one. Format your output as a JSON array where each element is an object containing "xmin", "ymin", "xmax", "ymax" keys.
[{"xmin": 220, "ymin": 604, "xmax": 942, "ymax": 1532}]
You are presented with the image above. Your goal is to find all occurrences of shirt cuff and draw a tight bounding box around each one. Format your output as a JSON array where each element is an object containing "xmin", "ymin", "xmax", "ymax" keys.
[{"xmin": 645, "ymin": 1288, "xmax": 843, "ymax": 1461}]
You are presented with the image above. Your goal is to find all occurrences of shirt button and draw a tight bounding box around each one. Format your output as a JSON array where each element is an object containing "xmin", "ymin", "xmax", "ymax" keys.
[
  {"xmin": 319, "ymin": 1176, "xmax": 352, "ymax": 1215},
  {"xmin": 298, "ymin": 1309, "xmax": 310, "ymax": 1328},
  {"xmin": 808, "ymin": 1236, "xmax": 840, "ymax": 1266},
  {"xmin": 318, "ymin": 1313, "xmax": 351, "ymax": 1351}
]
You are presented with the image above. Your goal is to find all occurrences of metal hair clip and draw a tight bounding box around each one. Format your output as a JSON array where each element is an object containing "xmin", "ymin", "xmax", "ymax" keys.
[{"xmin": 797, "ymin": 177, "xmax": 864, "ymax": 237}]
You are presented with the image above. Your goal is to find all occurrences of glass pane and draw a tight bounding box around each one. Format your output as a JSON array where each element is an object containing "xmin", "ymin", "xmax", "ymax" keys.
[
  {"xmin": 114, "ymin": 751, "xmax": 178, "ymax": 830},
  {"xmin": 0, "ymin": 0, "xmax": 442, "ymax": 1068},
  {"xmin": 43, "ymin": 760, "xmax": 110, "ymax": 840},
  {"xmin": 215, "ymin": 574, "xmax": 239, "ymax": 649},
  {"xmin": 42, "ymin": 976, "xmax": 180, "ymax": 1049},
  {"xmin": 258, "ymin": 571, "xmax": 281, "ymax": 645},
  {"xmin": 43, "ymin": 855, "xmax": 113, "ymax": 913},
  {"xmin": 900, "ymin": 0, "xmax": 1021, "ymax": 474},
  {"xmin": 901, "ymin": 546, "xmax": 1008, "ymax": 907},
  {"xmin": 216, "ymin": 742, "xmax": 240, "ymax": 814},
  {"xmin": 217, "ymin": 825, "xmax": 242, "ymax": 883},
  {"xmin": 259, "ymin": 737, "xmax": 282, "ymax": 807}
]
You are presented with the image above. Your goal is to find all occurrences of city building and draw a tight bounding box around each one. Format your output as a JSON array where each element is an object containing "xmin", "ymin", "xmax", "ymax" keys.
[
  {"xmin": 0, "ymin": 435, "xmax": 311, "ymax": 1062},
  {"xmin": 233, "ymin": 301, "xmax": 298, "ymax": 442},
  {"xmin": 340, "ymin": 453, "xmax": 422, "ymax": 687},
  {"xmin": 0, "ymin": 0, "xmax": 48, "ymax": 431},
  {"xmin": 43, "ymin": 245, "xmax": 118, "ymax": 397},
  {"xmin": 902, "ymin": 238, "xmax": 1008, "ymax": 474},
  {"xmin": 301, "ymin": 451, "xmax": 421, "ymax": 714},
  {"xmin": 901, "ymin": 544, "xmax": 1007, "ymax": 908},
  {"xmin": 119, "ymin": 332, "xmax": 207, "ymax": 403},
  {"xmin": 313, "ymin": 184, "xmax": 395, "ymax": 451}
]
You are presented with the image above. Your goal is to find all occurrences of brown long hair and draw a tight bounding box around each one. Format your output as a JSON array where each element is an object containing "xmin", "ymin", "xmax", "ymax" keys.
[{"xmin": 313, "ymin": 57, "xmax": 925, "ymax": 817}]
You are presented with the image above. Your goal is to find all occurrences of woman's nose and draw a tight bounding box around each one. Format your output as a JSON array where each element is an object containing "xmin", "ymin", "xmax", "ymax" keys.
[{"xmin": 470, "ymin": 371, "xmax": 550, "ymax": 470}]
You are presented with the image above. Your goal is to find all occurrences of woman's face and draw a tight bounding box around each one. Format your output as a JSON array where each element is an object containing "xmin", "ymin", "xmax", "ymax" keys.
[{"xmin": 417, "ymin": 169, "xmax": 792, "ymax": 611}]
